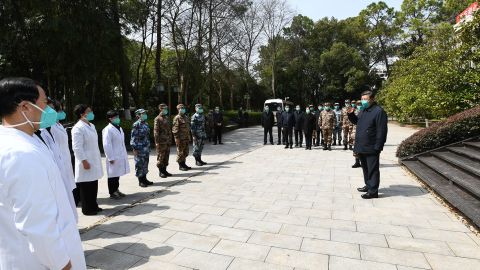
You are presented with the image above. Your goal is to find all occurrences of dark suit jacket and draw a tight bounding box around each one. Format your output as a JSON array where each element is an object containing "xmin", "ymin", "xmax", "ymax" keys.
[
  {"xmin": 261, "ymin": 111, "xmax": 274, "ymax": 128},
  {"xmin": 348, "ymin": 103, "xmax": 388, "ymax": 154}
]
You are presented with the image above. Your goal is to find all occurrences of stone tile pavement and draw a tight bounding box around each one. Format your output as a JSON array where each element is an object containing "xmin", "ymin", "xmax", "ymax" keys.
[{"xmin": 80, "ymin": 124, "xmax": 480, "ymax": 269}]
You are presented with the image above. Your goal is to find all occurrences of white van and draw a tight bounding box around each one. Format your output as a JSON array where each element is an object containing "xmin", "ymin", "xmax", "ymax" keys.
[{"xmin": 264, "ymin": 99, "xmax": 294, "ymax": 123}]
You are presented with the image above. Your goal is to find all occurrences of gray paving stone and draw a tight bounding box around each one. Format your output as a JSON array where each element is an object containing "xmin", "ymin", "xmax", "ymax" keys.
[
  {"xmin": 194, "ymin": 213, "xmax": 239, "ymax": 227},
  {"xmin": 162, "ymin": 219, "xmax": 209, "ymax": 234},
  {"xmin": 171, "ymin": 248, "xmax": 233, "ymax": 270},
  {"xmin": 331, "ymin": 229, "xmax": 388, "ymax": 247},
  {"xmin": 425, "ymin": 253, "xmax": 480, "ymax": 270},
  {"xmin": 279, "ymin": 224, "xmax": 330, "ymax": 240},
  {"xmin": 360, "ymin": 245, "xmax": 431, "ymax": 269},
  {"xmin": 265, "ymin": 247, "xmax": 329, "ymax": 269},
  {"xmin": 301, "ymin": 238, "xmax": 360, "ymax": 259},
  {"xmin": 201, "ymin": 225, "xmax": 253, "ymax": 242},
  {"xmin": 227, "ymin": 258, "xmax": 293, "ymax": 270},
  {"xmin": 87, "ymin": 248, "xmax": 142, "ymax": 270},
  {"xmin": 329, "ymin": 256, "xmax": 397, "ymax": 270},
  {"xmin": 386, "ymin": 235, "xmax": 454, "ymax": 255},
  {"xmin": 211, "ymin": 239, "xmax": 270, "ymax": 261},
  {"xmin": 234, "ymin": 218, "xmax": 282, "ymax": 233},
  {"xmin": 165, "ymin": 232, "xmax": 220, "ymax": 252},
  {"xmin": 248, "ymin": 231, "xmax": 303, "ymax": 250}
]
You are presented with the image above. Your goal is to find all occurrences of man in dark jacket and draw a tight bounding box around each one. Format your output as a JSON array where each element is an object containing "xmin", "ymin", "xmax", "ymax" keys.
[
  {"xmin": 212, "ymin": 106, "xmax": 223, "ymax": 145},
  {"xmin": 348, "ymin": 90, "xmax": 388, "ymax": 199},
  {"xmin": 276, "ymin": 106, "xmax": 283, "ymax": 145},
  {"xmin": 303, "ymin": 107, "xmax": 316, "ymax": 150},
  {"xmin": 261, "ymin": 105, "xmax": 274, "ymax": 145},
  {"xmin": 293, "ymin": 105, "xmax": 304, "ymax": 147},
  {"xmin": 281, "ymin": 105, "xmax": 295, "ymax": 149},
  {"xmin": 315, "ymin": 104, "xmax": 323, "ymax": 146}
]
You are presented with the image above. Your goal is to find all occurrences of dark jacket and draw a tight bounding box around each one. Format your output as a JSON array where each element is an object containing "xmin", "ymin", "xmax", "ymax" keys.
[
  {"xmin": 303, "ymin": 113, "xmax": 316, "ymax": 134},
  {"xmin": 348, "ymin": 103, "xmax": 388, "ymax": 154},
  {"xmin": 281, "ymin": 111, "xmax": 295, "ymax": 128},
  {"xmin": 315, "ymin": 111, "xmax": 322, "ymax": 131},
  {"xmin": 213, "ymin": 112, "xmax": 223, "ymax": 125},
  {"xmin": 294, "ymin": 111, "xmax": 305, "ymax": 130},
  {"xmin": 276, "ymin": 111, "xmax": 283, "ymax": 127},
  {"xmin": 261, "ymin": 111, "xmax": 274, "ymax": 128}
]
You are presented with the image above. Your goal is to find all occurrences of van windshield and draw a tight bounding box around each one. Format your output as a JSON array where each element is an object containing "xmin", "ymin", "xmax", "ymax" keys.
[{"xmin": 265, "ymin": 102, "xmax": 282, "ymax": 112}]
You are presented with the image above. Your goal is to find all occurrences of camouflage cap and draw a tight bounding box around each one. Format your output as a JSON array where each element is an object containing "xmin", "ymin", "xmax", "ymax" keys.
[{"xmin": 135, "ymin": 108, "xmax": 147, "ymax": 115}]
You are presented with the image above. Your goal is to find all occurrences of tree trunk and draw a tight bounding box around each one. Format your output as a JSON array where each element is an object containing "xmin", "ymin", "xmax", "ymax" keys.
[
  {"xmin": 155, "ymin": 0, "xmax": 162, "ymax": 85},
  {"xmin": 207, "ymin": 0, "xmax": 214, "ymax": 107}
]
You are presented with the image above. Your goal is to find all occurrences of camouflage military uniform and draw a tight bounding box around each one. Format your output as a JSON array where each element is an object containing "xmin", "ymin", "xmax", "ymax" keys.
[
  {"xmin": 319, "ymin": 110, "xmax": 337, "ymax": 145},
  {"xmin": 191, "ymin": 112, "xmax": 207, "ymax": 158},
  {"xmin": 342, "ymin": 107, "xmax": 353, "ymax": 147},
  {"xmin": 350, "ymin": 107, "xmax": 361, "ymax": 145},
  {"xmin": 173, "ymin": 114, "xmax": 190, "ymax": 163},
  {"xmin": 154, "ymin": 114, "xmax": 172, "ymax": 168},
  {"xmin": 131, "ymin": 119, "xmax": 150, "ymax": 177}
]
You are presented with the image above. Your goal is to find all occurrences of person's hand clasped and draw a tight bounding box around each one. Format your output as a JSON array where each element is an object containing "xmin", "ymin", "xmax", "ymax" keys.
[{"xmin": 82, "ymin": 160, "xmax": 90, "ymax": 170}]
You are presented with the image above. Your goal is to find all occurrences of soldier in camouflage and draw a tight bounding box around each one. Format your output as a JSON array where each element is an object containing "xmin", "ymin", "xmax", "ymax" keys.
[
  {"xmin": 173, "ymin": 104, "xmax": 192, "ymax": 171},
  {"xmin": 341, "ymin": 99, "xmax": 353, "ymax": 150},
  {"xmin": 319, "ymin": 102, "xmax": 337, "ymax": 151},
  {"xmin": 130, "ymin": 108, "xmax": 153, "ymax": 187},
  {"xmin": 154, "ymin": 103, "xmax": 172, "ymax": 178},
  {"xmin": 191, "ymin": 104, "xmax": 208, "ymax": 166}
]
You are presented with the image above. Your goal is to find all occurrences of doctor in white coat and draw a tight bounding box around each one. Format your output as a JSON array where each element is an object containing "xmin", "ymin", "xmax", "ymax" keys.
[
  {"xmin": 72, "ymin": 104, "xmax": 104, "ymax": 216},
  {"xmin": 102, "ymin": 110, "xmax": 130, "ymax": 199},
  {"xmin": 0, "ymin": 77, "xmax": 85, "ymax": 270},
  {"xmin": 40, "ymin": 99, "xmax": 78, "ymax": 221}
]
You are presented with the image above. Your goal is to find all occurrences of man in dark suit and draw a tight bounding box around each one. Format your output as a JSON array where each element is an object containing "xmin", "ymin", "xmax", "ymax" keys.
[
  {"xmin": 281, "ymin": 105, "xmax": 296, "ymax": 149},
  {"xmin": 261, "ymin": 105, "xmax": 274, "ymax": 145},
  {"xmin": 348, "ymin": 90, "xmax": 388, "ymax": 199}
]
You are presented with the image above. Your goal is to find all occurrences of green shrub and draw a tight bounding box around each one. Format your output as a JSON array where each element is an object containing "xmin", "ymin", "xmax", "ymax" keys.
[{"xmin": 397, "ymin": 105, "xmax": 480, "ymax": 158}]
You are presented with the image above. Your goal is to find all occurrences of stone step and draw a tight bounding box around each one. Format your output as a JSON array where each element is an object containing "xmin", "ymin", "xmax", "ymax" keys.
[
  {"xmin": 403, "ymin": 160, "xmax": 480, "ymax": 228},
  {"xmin": 447, "ymin": 146, "xmax": 480, "ymax": 162},
  {"xmin": 464, "ymin": 141, "xmax": 480, "ymax": 150},
  {"xmin": 432, "ymin": 151, "xmax": 480, "ymax": 178},
  {"xmin": 418, "ymin": 156, "xmax": 480, "ymax": 199}
]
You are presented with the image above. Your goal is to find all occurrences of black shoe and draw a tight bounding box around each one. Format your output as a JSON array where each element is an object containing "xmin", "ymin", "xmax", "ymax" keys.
[
  {"xmin": 290, "ymin": 145, "xmax": 293, "ymax": 149},
  {"xmin": 352, "ymin": 162, "xmax": 361, "ymax": 168},
  {"xmin": 323, "ymin": 146, "xmax": 327, "ymax": 151},
  {"xmin": 83, "ymin": 211, "xmax": 98, "ymax": 216},
  {"xmin": 164, "ymin": 169, "xmax": 172, "ymax": 177},
  {"xmin": 96, "ymin": 207, "xmax": 103, "ymax": 212},
  {"xmin": 219, "ymin": 142, "xmax": 223, "ymax": 145},
  {"xmin": 117, "ymin": 190, "xmax": 126, "ymax": 197},
  {"xmin": 264, "ymin": 142, "xmax": 267, "ymax": 145},
  {"xmin": 184, "ymin": 163, "xmax": 192, "ymax": 170},
  {"xmin": 277, "ymin": 142, "xmax": 281, "ymax": 145},
  {"xmin": 146, "ymin": 180, "xmax": 154, "ymax": 185},
  {"xmin": 110, "ymin": 192, "xmax": 122, "ymax": 200},
  {"xmin": 357, "ymin": 186, "xmax": 368, "ymax": 192},
  {"xmin": 270, "ymin": 142, "xmax": 274, "ymax": 145},
  {"xmin": 159, "ymin": 168, "xmax": 167, "ymax": 178},
  {"xmin": 328, "ymin": 145, "xmax": 332, "ymax": 151},
  {"xmin": 333, "ymin": 142, "xmax": 337, "ymax": 146},
  {"xmin": 349, "ymin": 145, "xmax": 353, "ymax": 150},
  {"xmin": 343, "ymin": 145, "xmax": 348, "ymax": 150},
  {"xmin": 200, "ymin": 160, "xmax": 207, "ymax": 165},
  {"xmin": 305, "ymin": 147, "xmax": 308, "ymax": 150},
  {"xmin": 284, "ymin": 145, "xmax": 289, "ymax": 149},
  {"xmin": 195, "ymin": 157, "xmax": 203, "ymax": 166},
  {"xmin": 213, "ymin": 142, "xmax": 217, "ymax": 145},
  {"xmin": 139, "ymin": 182, "xmax": 148, "ymax": 187},
  {"xmin": 179, "ymin": 163, "xmax": 189, "ymax": 171},
  {"xmin": 361, "ymin": 193, "xmax": 378, "ymax": 199}
]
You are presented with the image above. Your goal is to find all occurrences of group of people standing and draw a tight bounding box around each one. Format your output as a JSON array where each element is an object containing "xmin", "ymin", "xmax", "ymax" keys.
[{"xmin": 262, "ymin": 91, "xmax": 389, "ymax": 200}]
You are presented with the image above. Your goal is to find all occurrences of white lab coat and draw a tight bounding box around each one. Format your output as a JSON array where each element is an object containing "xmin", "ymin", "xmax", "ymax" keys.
[
  {"xmin": 0, "ymin": 126, "xmax": 86, "ymax": 270},
  {"xmin": 102, "ymin": 123, "xmax": 130, "ymax": 178},
  {"xmin": 41, "ymin": 125, "xmax": 78, "ymax": 222},
  {"xmin": 72, "ymin": 120, "xmax": 103, "ymax": 182}
]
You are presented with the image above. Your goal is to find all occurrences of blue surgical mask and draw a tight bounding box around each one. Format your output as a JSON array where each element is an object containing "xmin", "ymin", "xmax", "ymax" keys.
[
  {"xmin": 162, "ymin": 109, "xmax": 169, "ymax": 116},
  {"xmin": 112, "ymin": 117, "xmax": 121, "ymax": 125},
  {"xmin": 361, "ymin": 100, "xmax": 369, "ymax": 108},
  {"xmin": 141, "ymin": 114, "xmax": 148, "ymax": 121},
  {"xmin": 335, "ymin": 106, "xmax": 339, "ymax": 110},
  {"xmin": 31, "ymin": 103, "xmax": 58, "ymax": 129},
  {"xmin": 318, "ymin": 106, "xmax": 323, "ymax": 111},
  {"xmin": 180, "ymin": 108, "xmax": 186, "ymax": 114},
  {"xmin": 57, "ymin": 111, "xmax": 66, "ymax": 121},
  {"xmin": 197, "ymin": 108, "xmax": 204, "ymax": 114},
  {"xmin": 86, "ymin": 111, "xmax": 95, "ymax": 121}
]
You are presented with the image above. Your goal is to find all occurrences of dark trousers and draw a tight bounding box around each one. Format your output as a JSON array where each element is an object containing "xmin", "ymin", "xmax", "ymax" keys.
[
  {"xmin": 315, "ymin": 129, "xmax": 322, "ymax": 146},
  {"xmin": 294, "ymin": 129, "xmax": 303, "ymax": 146},
  {"xmin": 213, "ymin": 125, "xmax": 222, "ymax": 143},
  {"xmin": 304, "ymin": 132, "xmax": 313, "ymax": 148},
  {"xmin": 72, "ymin": 184, "xmax": 80, "ymax": 206},
  {"xmin": 358, "ymin": 153, "xmax": 381, "ymax": 194},
  {"xmin": 333, "ymin": 126, "xmax": 342, "ymax": 143},
  {"xmin": 77, "ymin": 180, "xmax": 99, "ymax": 214},
  {"xmin": 264, "ymin": 127, "xmax": 273, "ymax": 144},
  {"xmin": 282, "ymin": 127, "xmax": 293, "ymax": 146},
  {"xmin": 277, "ymin": 126, "xmax": 282, "ymax": 144},
  {"xmin": 108, "ymin": 177, "xmax": 120, "ymax": 195}
]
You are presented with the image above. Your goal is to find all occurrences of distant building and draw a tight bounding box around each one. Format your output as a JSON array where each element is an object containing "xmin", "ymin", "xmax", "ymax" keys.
[{"xmin": 454, "ymin": 1, "xmax": 479, "ymax": 32}]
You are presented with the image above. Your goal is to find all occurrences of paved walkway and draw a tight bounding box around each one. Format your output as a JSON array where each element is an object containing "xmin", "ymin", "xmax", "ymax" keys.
[{"xmin": 80, "ymin": 124, "xmax": 480, "ymax": 270}]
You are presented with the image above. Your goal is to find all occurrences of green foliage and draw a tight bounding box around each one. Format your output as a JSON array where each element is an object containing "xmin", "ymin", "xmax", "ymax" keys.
[{"xmin": 397, "ymin": 105, "xmax": 480, "ymax": 158}]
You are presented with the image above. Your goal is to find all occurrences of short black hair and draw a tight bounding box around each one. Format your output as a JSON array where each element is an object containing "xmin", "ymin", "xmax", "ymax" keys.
[
  {"xmin": 73, "ymin": 104, "xmax": 89, "ymax": 119},
  {"xmin": 361, "ymin": 90, "xmax": 375, "ymax": 99},
  {"xmin": 0, "ymin": 77, "xmax": 39, "ymax": 117},
  {"xmin": 106, "ymin": 110, "xmax": 119, "ymax": 119}
]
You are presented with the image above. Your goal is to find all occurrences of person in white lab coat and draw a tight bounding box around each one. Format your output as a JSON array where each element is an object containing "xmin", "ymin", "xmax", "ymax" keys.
[
  {"xmin": 40, "ymin": 98, "xmax": 78, "ymax": 221},
  {"xmin": 72, "ymin": 104, "xmax": 104, "ymax": 216},
  {"xmin": 0, "ymin": 77, "xmax": 86, "ymax": 270},
  {"xmin": 102, "ymin": 110, "xmax": 130, "ymax": 199}
]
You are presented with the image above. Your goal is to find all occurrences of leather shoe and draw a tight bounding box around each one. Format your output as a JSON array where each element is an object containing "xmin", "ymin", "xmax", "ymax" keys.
[
  {"xmin": 357, "ymin": 186, "xmax": 368, "ymax": 192},
  {"xmin": 361, "ymin": 193, "xmax": 378, "ymax": 199},
  {"xmin": 139, "ymin": 182, "xmax": 148, "ymax": 188}
]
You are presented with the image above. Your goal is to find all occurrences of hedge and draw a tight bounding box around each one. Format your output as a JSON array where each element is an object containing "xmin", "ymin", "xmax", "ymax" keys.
[{"xmin": 397, "ymin": 105, "xmax": 480, "ymax": 158}]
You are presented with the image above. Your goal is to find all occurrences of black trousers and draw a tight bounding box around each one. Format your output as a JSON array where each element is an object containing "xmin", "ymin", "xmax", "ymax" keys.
[
  {"xmin": 294, "ymin": 129, "xmax": 303, "ymax": 145},
  {"xmin": 304, "ymin": 132, "xmax": 313, "ymax": 148},
  {"xmin": 277, "ymin": 126, "xmax": 282, "ymax": 144},
  {"xmin": 358, "ymin": 153, "xmax": 381, "ymax": 194},
  {"xmin": 315, "ymin": 129, "xmax": 322, "ymax": 146},
  {"xmin": 213, "ymin": 125, "xmax": 222, "ymax": 143},
  {"xmin": 108, "ymin": 177, "xmax": 120, "ymax": 195},
  {"xmin": 77, "ymin": 180, "xmax": 99, "ymax": 214},
  {"xmin": 264, "ymin": 127, "xmax": 273, "ymax": 144},
  {"xmin": 282, "ymin": 127, "xmax": 293, "ymax": 146},
  {"xmin": 72, "ymin": 184, "xmax": 80, "ymax": 206}
]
